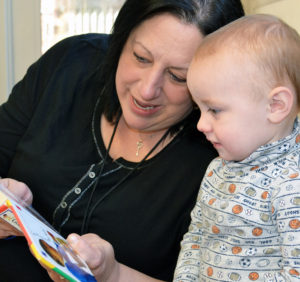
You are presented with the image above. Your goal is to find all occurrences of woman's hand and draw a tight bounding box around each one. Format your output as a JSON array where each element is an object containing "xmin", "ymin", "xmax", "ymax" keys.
[
  {"xmin": 0, "ymin": 178, "xmax": 33, "ymax": 238},
  {"xmin": 0, "ymin": 178, "xmax": 33, "ymax": 204},
  {"xmin": 44, "ymin": 233, "xmax": 119, "ymax": 282},
  {"xmin": 45, "ymin": 233, "xmax": 164, "ymax": 282},
  {"xmin": 68, "ymin": 233, "xmax": 120, "ymax": 282}
]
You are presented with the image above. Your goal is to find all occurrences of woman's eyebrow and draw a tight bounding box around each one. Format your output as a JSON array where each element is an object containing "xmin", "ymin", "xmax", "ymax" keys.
[
  {"xmin": 133, "ymin": 39, "xmax": 188, "ymax": 71},
  {"xmin": 132, "ymin": 39, "xmax": 152, "ymax": 56},
  {"xmin": 170, "ymin": 66, "xmax": 188, "ymax": 71}
]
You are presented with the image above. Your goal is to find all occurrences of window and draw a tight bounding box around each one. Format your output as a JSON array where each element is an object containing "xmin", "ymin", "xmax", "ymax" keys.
[
  {"xmin": 0, "ymin": 0, "xmax": 125, "ymax": 103},
  {"xmin": 41, "ymin": 0, "xmax": 125, "ymax": 53}
]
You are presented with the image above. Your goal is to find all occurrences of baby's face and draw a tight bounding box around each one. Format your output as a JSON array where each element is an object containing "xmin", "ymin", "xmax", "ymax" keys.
[{"xmin": 187, "ymin": 51, "xmax": 272, "ymax": 161}]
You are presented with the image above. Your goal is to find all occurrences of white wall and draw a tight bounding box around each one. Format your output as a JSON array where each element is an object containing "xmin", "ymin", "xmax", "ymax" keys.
[
  {"xmin": 0, "ymin": 0, "xmax": 10, "ymax": 104},
  {"xmin": 242, "ymin": 0, "xmax": 300, "ymax": 34},
  {"xmin": 253, "ymin": 0, "xmax": 300, "ymax": 34},
  {"xmin": 0, "ymin": 0, "xmax": 41, "ymax": 104},
  {"xmin": 242, "ymin": 0, "xmax": 279, "ymax": 14},
  {"xmin": 12, "ymin": 0, "xmax": 41, "ymax": 83}
]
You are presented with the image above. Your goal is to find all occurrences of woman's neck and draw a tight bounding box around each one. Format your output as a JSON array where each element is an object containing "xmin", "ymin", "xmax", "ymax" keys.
[{"xmin": 101, "ymin": 114, "xmax": 172, "ymax": 162}]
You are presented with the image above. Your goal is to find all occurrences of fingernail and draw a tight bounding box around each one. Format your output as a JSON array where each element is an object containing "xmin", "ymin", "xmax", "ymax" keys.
[{"xmin": 68, "ymin": 234, "xmax": 78, "ymax": 244}]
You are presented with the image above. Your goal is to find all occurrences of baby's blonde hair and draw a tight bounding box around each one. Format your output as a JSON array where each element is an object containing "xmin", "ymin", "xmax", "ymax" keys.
[{"xmin": 194, "ymin": 14, "xmax": 300, "ymax": 106}]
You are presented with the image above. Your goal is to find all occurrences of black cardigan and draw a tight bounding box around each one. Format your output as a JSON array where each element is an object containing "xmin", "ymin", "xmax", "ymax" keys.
[{"xmin": 0, "ymin": 33, "xmax": 217, "ymax": 281}]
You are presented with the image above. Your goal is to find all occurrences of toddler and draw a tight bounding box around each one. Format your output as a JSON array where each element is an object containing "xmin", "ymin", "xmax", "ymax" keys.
[{"xmin": 174, "ymin": 14, "xmax": 300, "ymax": 281}]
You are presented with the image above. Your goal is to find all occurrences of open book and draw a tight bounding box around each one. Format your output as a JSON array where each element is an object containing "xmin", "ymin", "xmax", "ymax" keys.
[{"xmin": 0, "ymin": 184, "xmax": 96, "ymax": 282}]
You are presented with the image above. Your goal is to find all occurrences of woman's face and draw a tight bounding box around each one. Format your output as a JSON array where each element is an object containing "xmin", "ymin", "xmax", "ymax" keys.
[{"xmin": 115, "ymin": 13, "xmax": 203, "ymax": 133}]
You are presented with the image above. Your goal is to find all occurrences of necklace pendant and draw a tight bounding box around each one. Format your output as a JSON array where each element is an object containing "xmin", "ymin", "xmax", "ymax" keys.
[{"xmin": 136, "ymin": 140, "xmax": 143, "ymax": 156}]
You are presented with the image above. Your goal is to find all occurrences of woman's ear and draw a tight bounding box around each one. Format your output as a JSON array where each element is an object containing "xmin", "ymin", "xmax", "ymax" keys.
[{"xmin": 267, "ymin": 86, "xmax": 295, "ymax": 124}]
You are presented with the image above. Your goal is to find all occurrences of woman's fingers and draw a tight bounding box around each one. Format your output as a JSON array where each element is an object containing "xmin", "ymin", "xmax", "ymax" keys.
[
  {"xmin": 68, "ymin": 234, "xmax": 104, "ymax": 267},
  {"xmin": 0, "ymin": 178, "xmax": 31, "ymax": 238},
  {"xmin": 0, "ymin": 178, "xmax": 33, "ymax": 205},
  {"xmin": 67, "ymin": 233, "xmax": 118, "ymax": 281},
  {"xmin": 0, "ymin": 221, "xmax": 23, "ymax": 238}
]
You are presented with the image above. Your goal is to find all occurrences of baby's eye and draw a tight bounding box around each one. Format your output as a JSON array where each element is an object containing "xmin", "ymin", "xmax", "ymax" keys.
[
  {"xmin": 133, "ymin": 52, "xmax": 149, "ymax": 63},
  {"xmin": 208, "ymin": 108, "xmax": 221, "ymax": 114}
]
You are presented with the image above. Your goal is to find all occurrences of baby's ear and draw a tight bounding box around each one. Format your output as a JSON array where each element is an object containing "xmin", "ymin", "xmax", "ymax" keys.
[{"xmin": 267, "ymin": 86, "xmax": 294, "ymax": 123}]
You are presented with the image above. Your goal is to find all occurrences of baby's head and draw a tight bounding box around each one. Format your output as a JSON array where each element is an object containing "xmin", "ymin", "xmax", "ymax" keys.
[{"xmin": 188, "ymin": 14, "xmax": 300, "ymax": 161}]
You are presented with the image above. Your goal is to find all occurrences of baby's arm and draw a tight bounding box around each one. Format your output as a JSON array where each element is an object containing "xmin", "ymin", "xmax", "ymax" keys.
[
  {"xmin": 272, "ymin": 176, "xmax": 300, "ymax": 280},
  {"xmin": 173, "ymin": 188, "xmax": 203, "ymax": 281}
]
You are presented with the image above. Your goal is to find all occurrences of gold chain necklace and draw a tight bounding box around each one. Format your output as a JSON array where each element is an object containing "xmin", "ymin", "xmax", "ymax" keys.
[
  {"xmin": 81, "ymin": 114, "xmax": 171, "ymax": 233},
  {"xmin": 136, "ymin": 140, "xmax": 143, "ymax": 156}
]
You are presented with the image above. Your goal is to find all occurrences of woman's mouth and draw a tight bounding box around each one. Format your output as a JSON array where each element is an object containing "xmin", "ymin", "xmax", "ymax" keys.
[{"xmin": 133, "ymin": 98, "xmax": 155, "ymax": 111}]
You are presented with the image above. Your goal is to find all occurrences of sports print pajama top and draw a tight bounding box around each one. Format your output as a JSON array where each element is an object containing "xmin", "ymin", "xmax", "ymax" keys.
[{"xmin": 174, "ymin": 118, "xmax": 300, "ymax": 281}]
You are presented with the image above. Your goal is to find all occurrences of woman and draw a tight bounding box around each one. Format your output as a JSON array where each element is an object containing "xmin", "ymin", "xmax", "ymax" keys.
[{"xmin": 0, "ymin": 0, "xmax": 244, "ymax": 281}]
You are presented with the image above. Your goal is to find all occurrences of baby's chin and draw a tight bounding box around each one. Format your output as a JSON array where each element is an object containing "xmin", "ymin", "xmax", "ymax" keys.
[{"xmin": 218, "ymin": 152, "xmax": 245, "ymax": 162}]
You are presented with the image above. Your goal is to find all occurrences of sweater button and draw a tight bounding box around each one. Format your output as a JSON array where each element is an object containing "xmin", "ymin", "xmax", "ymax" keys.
[{"xmin": 75, "ymin": 187, "xmax": 81, "ymax": 194}]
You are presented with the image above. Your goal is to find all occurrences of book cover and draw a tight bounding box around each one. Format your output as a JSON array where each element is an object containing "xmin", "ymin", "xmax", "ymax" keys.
[{"xmin": 0, "ymin": 184, "xmax": 96, "ymax": 282}]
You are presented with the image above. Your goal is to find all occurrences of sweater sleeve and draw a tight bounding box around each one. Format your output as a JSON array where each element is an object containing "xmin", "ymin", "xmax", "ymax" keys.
[
  {"xmin": 0, "ymin": 35, "xmax": 97, "ymax": 177},
  {"xmin": 0, "ymin": 40, "xmax": 70, "ymax": 177},
  {"xmin": 0, "ymin": 60, "xmax": 41, "ymax": 177}
]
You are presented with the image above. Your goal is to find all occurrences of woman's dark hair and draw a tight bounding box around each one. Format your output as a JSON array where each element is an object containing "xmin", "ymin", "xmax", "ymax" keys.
[{"xmin": 99, "ymin": 0, "xmax": 245, "ymax": 132}]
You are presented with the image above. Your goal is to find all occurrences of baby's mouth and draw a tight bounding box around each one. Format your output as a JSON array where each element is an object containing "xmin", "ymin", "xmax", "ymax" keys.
[{"xmin": 133, "ymin": 98, "xmax": 155, "ymax": 110}]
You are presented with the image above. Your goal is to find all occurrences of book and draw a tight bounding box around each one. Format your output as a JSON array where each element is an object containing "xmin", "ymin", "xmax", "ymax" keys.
[{"xmin": 0, "ymin": 184, "xmax": 96, "ymax": 282}]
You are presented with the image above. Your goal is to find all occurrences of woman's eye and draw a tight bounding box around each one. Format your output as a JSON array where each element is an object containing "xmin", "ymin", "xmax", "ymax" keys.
[
  {"xmin": 168, "ymin": 70, "xmax": 186, "ymax": 83},
  {"xmin": 133, "ymin": 52, "xmax": 149, "ymax": 63}
]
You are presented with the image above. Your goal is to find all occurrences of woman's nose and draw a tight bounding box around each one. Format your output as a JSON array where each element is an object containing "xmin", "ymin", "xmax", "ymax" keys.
[{"xmin": 140, "ymin": 69, "xmax": 163, "ymax": 100}]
